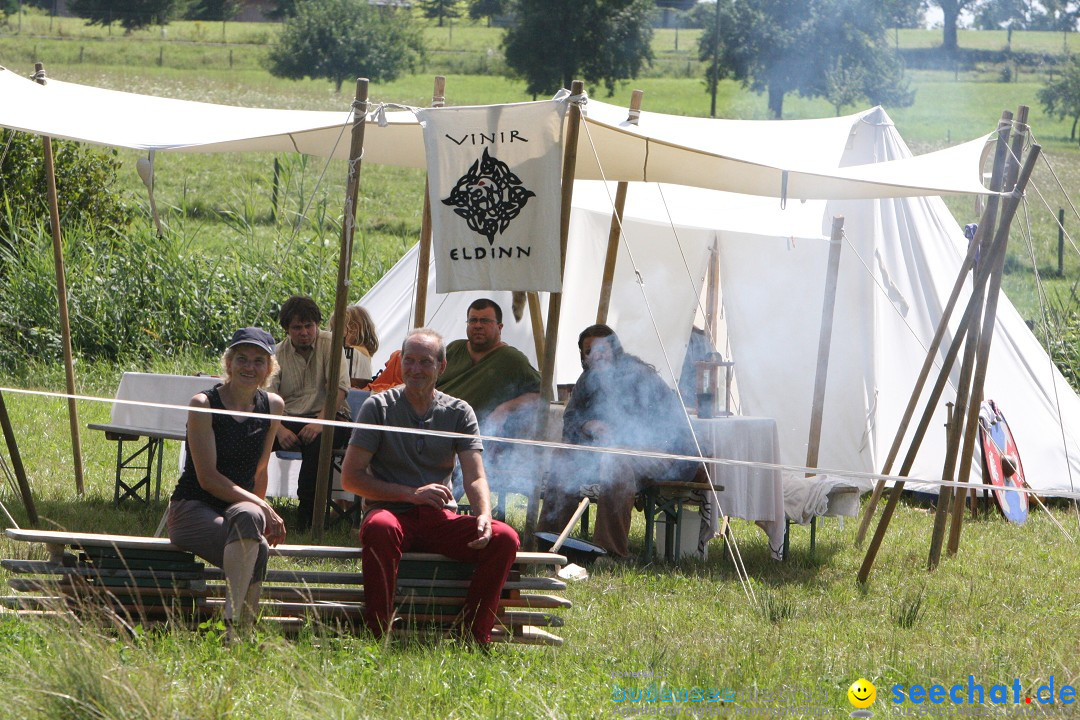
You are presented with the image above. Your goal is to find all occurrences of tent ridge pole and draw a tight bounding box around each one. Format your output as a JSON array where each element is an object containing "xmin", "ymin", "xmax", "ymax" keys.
[
  {"xmin": 35, "ymin": 62, "xmax": 85, "ymax": 497},
  {"xmin": 312, "ymin": 78, "xmax": 369, "ymax": 540}
]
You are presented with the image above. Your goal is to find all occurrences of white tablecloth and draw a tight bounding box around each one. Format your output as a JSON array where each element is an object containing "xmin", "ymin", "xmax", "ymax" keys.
[
  {"xmin": 539, "ymin": 404, "xmax": 784, "ymax": 559},
  {"xmin": 691, "ymin": 416, "xmax": 785, "ymax": 560},
  {"xmin": 110, "ymin": 372, "xmax": 218, "ymax": 435}
]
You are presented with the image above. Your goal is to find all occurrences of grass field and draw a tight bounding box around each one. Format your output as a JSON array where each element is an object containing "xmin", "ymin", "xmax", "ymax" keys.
[{"xmin": 1, "ymin": 15, "xmax": 1080, "ymax": 719}]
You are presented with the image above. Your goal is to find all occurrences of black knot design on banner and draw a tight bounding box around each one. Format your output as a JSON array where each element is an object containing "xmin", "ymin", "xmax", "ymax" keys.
[{"xmin": 443, "ymin": 148, "xmax": 536, "ymax": 245}]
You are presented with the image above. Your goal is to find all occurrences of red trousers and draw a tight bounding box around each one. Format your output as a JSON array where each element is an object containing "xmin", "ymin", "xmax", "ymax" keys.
[{"xmin": 360, "ymin": 506, "xmax": 520, "ymax": 644}]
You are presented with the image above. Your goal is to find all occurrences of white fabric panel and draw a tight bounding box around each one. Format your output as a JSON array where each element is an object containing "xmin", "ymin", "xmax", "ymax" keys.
[
  {"xmin": 0, "ymin": 70, "xmax": 993, "ymax": 199},
  {"xmin": 417, "ymin": 100, "xmax": 566, "ymax": 292}
]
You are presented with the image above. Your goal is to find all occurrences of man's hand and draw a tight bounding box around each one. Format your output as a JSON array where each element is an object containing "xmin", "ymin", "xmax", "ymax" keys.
[
  {"xmin": 276, "ymin": 425, "xmax": 299, "ymax": 450},
  {"xmin": 582, "ymin": 419, "xmax": 611, "ymax": 441},
  {"xmin": 468, "ymin": 513, "xmax": 493, "ymax": 550},
  {"xmin": 262, "ymin": 504, "xmax": 287, "ymax": 547},
  {"xmin": 411, "ymin": 483, "xmax": 453, "ymax": 508},
  {"xmin": 298, "ymin": 422, "xmax": 324, "ymax": 444}
]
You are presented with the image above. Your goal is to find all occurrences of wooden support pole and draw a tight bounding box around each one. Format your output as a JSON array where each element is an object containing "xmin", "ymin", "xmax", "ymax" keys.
[
  {"xmin": 595, "ymin": 90, "xmax": 642, "ymax": 325},
  {"xmin": 857, "ymin": 136, "xmax": 1040, "ymax": 584},
  {"xmin": 539, "ymin": 80, "xmax": 584, "ymax": 402},
  {"xmin": 805, "ymin": 217, "xmax": 845, "ymax": 474},
  {"xmin": 0, "ymin": 390, "xmax": 37, "ymax": 525},
  {"xmin": 705, "ymin": 242, "xmax": 720, "ymax": 348},
  {"xmin": 527, "ymin": 291, "xmax": 545, "ymax": 368},
  {"xmin": 948, "ymin": 109, "xmax": 1035, "ymax": 556},
  {"xmin": 928, "ymin": 108, "xmax": 1025, "ymax": 566},
  {"xmin": 529, "ymin": 81, "xmax": 585, "ymax": 549},
  {"xmin": 855, "ymin": 113, "xmax": 1013, "ymax": 547},
  {"xmin": 413, "ymin": 76, "xmax": 445, "ymax": 329},
  {"xmin": 35, "ymin": 62, "xmax": 85, "ymax": 497},
  {"xmin": 312, "ymin": 78, "xmax": 369, "ymax": 540}
]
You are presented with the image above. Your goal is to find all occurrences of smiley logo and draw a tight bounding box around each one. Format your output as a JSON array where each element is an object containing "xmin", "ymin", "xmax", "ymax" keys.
[{"xmin": 847, "ymin": 678, "xmax": 876, "ymax": 709}]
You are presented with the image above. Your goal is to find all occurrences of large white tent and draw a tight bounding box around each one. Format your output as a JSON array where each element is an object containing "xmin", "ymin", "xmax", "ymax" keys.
[
  {"xmin": 2, "ymin": 67, "xmax": 1077, "ymax": 498},
  {"xmin": 360, "ymin": 109, "xmax": 1080, "ymax": 499}
]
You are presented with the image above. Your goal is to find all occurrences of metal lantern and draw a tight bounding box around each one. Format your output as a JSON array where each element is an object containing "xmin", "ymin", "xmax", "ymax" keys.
[{"xmin": 694, "ymin": 353, "xmax": 734, "ymax": 419}]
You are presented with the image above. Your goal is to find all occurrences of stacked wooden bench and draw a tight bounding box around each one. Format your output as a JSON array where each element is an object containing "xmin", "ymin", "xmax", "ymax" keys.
[{"xmin": 1, "ymin": 529, "xmax": 572, "ymax": 646}]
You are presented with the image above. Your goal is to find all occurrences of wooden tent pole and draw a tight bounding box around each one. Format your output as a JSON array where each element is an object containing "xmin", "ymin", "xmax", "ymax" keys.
[
  {"xmin": 527, "ymin": 291, "xmax": 545, "ymax": 369},
  {"xmin": 0, "ymin": 391, "xmax": 37, "ymax": 525},
  {"xmin": 312, "ymin": 78, "xmax": 369, "ymax": 540},
  {"xmin": 948, "ymin": 109, "xmax": 1035, "ymax": 556},
  {"xmin": 34, "ymin": 63, "xmax": 85, "ymax": 496},
  {"xmin": 857, "ymin": 139, "xmax": 1040, "ymax": 584},
  {"xmin": 595, "ymin": 89, "xmax": 643, "ymax": 325},
  {"xmin": 855, "ymin": 112, "xmax": 1013, "ymax": 546},
  {"xmin": 929, "ymin": 112, "xmax": 1023, "ymax": 568},
  {"xmin": 805, "ymin": 217, "xmax": 845, "ymax": 473},
  {"xmin": 528, "ymin": 81, "xmax": 585, "ymax": 549},
  {"xmin": 539, "ymin": 80, "xmax": 584, "ymax": 402},
  {"xmin": 413, "ymin": 76, "xmax": 445, "ymax": 328},
  {"xmin": 705, "ymin": 243, "xmax": 720, "ymax": 348},
  {"xmin": 928, "ymin": 282, "xmax": 984, "ymax": 568}
]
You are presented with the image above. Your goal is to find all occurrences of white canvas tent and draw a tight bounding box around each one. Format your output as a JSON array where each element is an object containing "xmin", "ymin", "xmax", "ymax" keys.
[
  {"xmin": 360, "ymin": 109, "xmax": 1080, "ymax": 499},
  {"xmin": 2, "ymin": 67, "xmax": 1077, "ymax": 498}
]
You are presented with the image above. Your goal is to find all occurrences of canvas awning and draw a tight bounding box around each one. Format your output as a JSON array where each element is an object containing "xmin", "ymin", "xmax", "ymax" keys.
[{"xmin": 0, "ymin": 67, "xmax": 994, "ymax": 200}]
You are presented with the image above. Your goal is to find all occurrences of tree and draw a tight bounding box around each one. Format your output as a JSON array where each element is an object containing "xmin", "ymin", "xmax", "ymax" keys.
[
  {"xmin": 1038, "ymin": 55, "xmax": 1080, "ymax": 144},
  {"xmin": 699, "ymin": 0, "xmax": 914, "ymax": 119},
  {"xmin": 184, "ymin": 0, "xmax": 242, "ymax": 21},
  {"xmin": 928, "ymin": 0, "xmax": 981, "ymax": 52},
  {"xmin": 419, "ymin": 0, "xmax": 462, "ymax": 27},
  {"xmin": 68, "ymin": 0, "xmax": 178, "ymax": 32},
  {"xmin": 503, "ymin": 0, "xmax": 655, "ymax": 97},
  {"xmin": 267, "ymin": 0, "xmax": 424, "ymax": 92},
  {"xmin": 467, "ymin": 0, "xmax": 507, "ymax": 27}
]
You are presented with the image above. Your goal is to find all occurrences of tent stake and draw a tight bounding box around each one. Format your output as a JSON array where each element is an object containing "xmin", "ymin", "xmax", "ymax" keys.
[
  {"xmin": 413, "ymin": 76, "xmax": 445, "ymax": 328},
  {"xmin": 312, "ymin": 78, "xmax": 369, "ymax": 540},
  {"xmin": 858, "ymin": 136, "xmax": 1040, "ymax": 584},
  {"xmin": 596, "ymin": 89, "xmax": 642, "ymax": 325},
  {"xmin": 35, "ymin": 62, "xmax": 85, "ymax": 497},
  {"xmin": 0, "ymin": 390, "xmax": 37, "ymax": 525},
  {"xmin": 855, "ymin": 112, "xmax": 1013, "ymax": 547}
]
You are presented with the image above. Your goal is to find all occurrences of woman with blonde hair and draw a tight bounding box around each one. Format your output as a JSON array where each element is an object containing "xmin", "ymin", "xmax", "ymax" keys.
[
  {"xmin": 332, "ymin": 304, "xmax": 380, "ymax": 389},
  {"xmin": 167, "ymin": 327, "xmax": 286, "ymax": 635}
]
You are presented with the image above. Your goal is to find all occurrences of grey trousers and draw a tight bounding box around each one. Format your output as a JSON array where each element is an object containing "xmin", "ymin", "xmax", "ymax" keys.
[{"xmin": 167, "ymin": 498, "xmax": 269, "ymax": 582}]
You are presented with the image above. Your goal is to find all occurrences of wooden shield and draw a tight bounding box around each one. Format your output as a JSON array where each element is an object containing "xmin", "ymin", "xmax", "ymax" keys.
[{"xmin": 978, "ymin": 399, "xmax": 1029, "ymax": 525}]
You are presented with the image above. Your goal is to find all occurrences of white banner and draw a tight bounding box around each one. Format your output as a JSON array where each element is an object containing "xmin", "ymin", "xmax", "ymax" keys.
[{"xmin": 417, "ymin": 99, "xmax": 568, "ymax": 293}]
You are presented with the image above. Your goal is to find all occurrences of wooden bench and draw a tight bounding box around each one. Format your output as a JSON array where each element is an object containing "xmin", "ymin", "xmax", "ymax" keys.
[
  {"xmin": 0, "ymin": 529, "xmax": 572, "ymax": 646},
  {"xmin": 87, "ymin": 372, "xmax": 215, "ymax": 505}
]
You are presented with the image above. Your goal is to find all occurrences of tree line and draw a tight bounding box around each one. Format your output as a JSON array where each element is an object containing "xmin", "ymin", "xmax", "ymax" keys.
[{"xmin": 12, "ymin": 0, "xmax": 1080, "ymax": 124}]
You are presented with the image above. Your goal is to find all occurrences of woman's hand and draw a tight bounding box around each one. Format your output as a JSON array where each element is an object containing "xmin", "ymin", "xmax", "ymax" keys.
[{"xmin": 262, "ymin": 504, "xmax": 287, "ymax": 546}]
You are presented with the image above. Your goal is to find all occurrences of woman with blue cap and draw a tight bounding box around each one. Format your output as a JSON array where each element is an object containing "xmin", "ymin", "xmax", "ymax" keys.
[{"xmin": 167, "ymin": 327, "xmax": 286, "ymax": 634}]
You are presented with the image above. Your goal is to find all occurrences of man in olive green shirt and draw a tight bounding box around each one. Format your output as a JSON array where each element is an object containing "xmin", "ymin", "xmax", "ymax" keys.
[{"xmin": 437, "ymin": 298, "xmax": 542, "ymax": 496}]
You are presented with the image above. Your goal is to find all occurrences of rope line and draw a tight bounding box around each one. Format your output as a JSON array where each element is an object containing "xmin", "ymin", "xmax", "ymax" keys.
[{"xmin": 7, "ymin": 385, "xmax": 1077, "ymax": 504}]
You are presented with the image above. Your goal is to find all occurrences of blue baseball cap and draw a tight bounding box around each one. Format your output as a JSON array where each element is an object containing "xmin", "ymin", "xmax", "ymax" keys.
[{"xmin": 228, "ymin": 327, "xmax": 276, "ymax": 355}]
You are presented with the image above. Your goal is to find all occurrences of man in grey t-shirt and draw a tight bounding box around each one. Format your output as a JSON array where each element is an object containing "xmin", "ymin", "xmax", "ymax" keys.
[{"xmin": 341, "ymin": 328, "xmax": 520, "ymax": 646}]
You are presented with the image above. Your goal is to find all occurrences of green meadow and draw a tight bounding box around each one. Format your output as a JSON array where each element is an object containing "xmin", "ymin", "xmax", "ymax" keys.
[{"xmin": 1, "ymin": 13, "xmax": 1079, "ymax": 719}]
